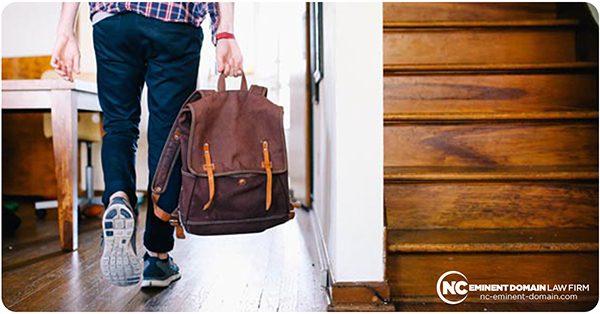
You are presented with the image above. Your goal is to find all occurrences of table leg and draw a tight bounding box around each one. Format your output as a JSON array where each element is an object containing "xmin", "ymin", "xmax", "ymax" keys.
[{"xmin": 50, "ymin": 90, "xmax": 78, "ymax": 251}]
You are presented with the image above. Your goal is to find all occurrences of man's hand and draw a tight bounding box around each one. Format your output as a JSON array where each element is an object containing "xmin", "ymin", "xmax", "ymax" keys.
[
  {"xmin": 51, "ymin": 33, "xmax": 80, "ymax": 82},
  {"xmin": 215, "ymin": 3, "xmax": 243, "ymax": 77},
  {"xmin": 216, "ymin": 38, "xmax": 243, "ymax": 77},
  {"xmin": 51, "ymin": 3, "xmax": 81, "ymax": 82}
]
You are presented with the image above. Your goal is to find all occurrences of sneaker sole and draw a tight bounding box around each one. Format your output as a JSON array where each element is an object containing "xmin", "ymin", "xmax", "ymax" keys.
[
  {"xmin": 141, "ymin": 273, "xmax": 182, "ymax": 288},
  {"xmin": 100, "ymin": 203, "xmax": 141, "ymax": 286}
]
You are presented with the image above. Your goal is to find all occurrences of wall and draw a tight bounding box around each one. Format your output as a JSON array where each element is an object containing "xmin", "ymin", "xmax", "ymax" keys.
[
  {"xmin": 2, "ymin": 3, "xmax": 60, "ymax": 57},
  {"xmin": 313, "ymin": 3, "xmax": 384, "ymax": 282}
]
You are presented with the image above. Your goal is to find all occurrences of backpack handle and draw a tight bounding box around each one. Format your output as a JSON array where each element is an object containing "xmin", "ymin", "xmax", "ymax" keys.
[{"xmin": 217, "ymin": 72, "xmax": 248, "ymax": 92}]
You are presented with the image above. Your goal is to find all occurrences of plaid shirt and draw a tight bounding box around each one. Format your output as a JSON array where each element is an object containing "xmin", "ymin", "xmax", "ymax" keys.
[{"xmin": 89, "ymin": 2, "xmax": 219, "ymax": 44}]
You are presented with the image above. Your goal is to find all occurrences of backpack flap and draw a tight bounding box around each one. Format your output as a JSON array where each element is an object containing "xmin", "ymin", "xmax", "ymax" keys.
[{"xmin": 185, "ymin": 90, "xmax": 288, "ymax": 177}]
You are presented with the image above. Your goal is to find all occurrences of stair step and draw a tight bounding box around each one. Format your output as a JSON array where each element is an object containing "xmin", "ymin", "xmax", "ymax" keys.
[
  {"xmin": 384, "ymin": 19, "xmax": 579, "ymax": 29},
  {"xmin": 393, "ymin": 299, "xmax": 599, "ymax": 312},
  {"xmin": 387, "ymin": 252, "xmax": 598, "ymax": 303},
  {"xmin": 385, "ymin": 122, "xmax": 598, "ymax": 168},
  {"xmin": 384, "ymin": 166, "xmax": 598, "ymax": 182},
  {"xmin": 384, "ymin": 70, "xmax": 597, "ymax": 115},
  {"xmin": 384, "ymin": 111, "xmax": 598, "ymax": 122},
  {"xmin": 384, "ymin": 3, "xmax": 557, "ymax": 22},
  {"xmin": 384, "ymin": 62, "xmax": 598, "ymax": 74},
  {"xmin": 385, "ymin": 178, "xmax": 598, "ymax": 230},
  {"xmin": 387, "ymin": 228, "xmax": 598, "ymax": 253},
  {"xmin": 383, "ymin": 2, "xmax": 598, "ymax": 308},
  {"xmin": 384, "ymin": 26, "xmax": 576, "ymax": 64}
]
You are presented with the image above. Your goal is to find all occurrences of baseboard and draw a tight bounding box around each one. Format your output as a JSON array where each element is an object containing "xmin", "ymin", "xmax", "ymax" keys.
[
  {"xmin": 392, "ymin": 298, "xmax": 599, "ymax": 312},
  {"xmin": 328, "ymin": 303, "xmax": 396, "ymax": 312},
  {"xmin": 308, "ymin": 206, "xmax": 393, "ymax": 311},
  {"xmin": 328, "ymin": 281, "xmax": 396, "ymax": 312},
  {"xmin": 306, "ymin": 204, "xmax": 335, "ymax": 299}
]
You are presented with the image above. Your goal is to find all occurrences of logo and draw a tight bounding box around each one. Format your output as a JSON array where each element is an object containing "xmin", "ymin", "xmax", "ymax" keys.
[
  {"xmin": 437, "ymin": 270, "xmax": 469, "ymax": 305},
  {"xmin": 436, "ymin": 271, "xmax": 589, "ymax": 305}
]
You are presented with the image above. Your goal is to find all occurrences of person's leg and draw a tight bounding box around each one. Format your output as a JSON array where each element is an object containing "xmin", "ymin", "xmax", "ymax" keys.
[
  {"xmin": 134, "ymin": 17, "xmax": 202, "ymax": 288},
  {"xmin": 142, "ymin": 18, "xmax": 203, "ymax": 255},
  {"xmin": 93, "ymin": 13, "xmax": 146, "ymax": 286},
  {"xmin": 94, "ymin": 14, "xmax": 146, "ymax": 209}
]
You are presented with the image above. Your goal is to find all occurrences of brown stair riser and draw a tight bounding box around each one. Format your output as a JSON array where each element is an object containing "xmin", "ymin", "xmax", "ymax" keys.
[
  {"xmin": 386, "ymin": 252, "xmax": 598, "ymax": 300},
  {"xmin": 384, "ymin": 122, "xmax": 598, "ymax": 167},
  {"xmin": 384, "ymin": 73, "xmax": 598, "ymax": 115},
  {"xmin": 384, "ymin": 3, "xmax": 557, "ymax": 22},
  {"xmin": 384, "ymin": 29, "xmax": 576, "ymax": 65},
  {"xmin": 393, "ymin": 300, "xmax": 599, "ymax": 311},
  {"xmin": 385, "ymin": 182, "xmax": 598, "ymax": 230}
]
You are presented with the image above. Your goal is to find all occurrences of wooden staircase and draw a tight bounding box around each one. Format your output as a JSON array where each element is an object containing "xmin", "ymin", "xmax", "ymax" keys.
[{"xmin": 383, "ymin": 3, "xmax": 599, "ymax": 311}]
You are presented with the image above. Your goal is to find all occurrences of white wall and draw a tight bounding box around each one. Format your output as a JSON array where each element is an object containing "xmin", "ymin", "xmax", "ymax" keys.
[
  {"xmin": 313, "ymin": 3, "xmax": 384, "ymax": 282},
  {"xmin": 2, "ymin": 2, "xmax": 61, "ymax": 57}
]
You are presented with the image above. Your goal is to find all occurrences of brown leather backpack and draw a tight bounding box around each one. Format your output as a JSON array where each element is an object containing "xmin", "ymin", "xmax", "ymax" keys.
[{"xmin": 151, "ymin": 74, "xmax": 295, "ymax": 239}]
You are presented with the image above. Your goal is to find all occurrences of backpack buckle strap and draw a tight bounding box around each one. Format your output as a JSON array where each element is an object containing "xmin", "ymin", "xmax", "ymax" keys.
[
  {"xmin": 202, "ymin": 143, "xmax": 216, "ymax": 210},
  {"xmin": 152, "ymin": 194, "xmax": 186, "ymax": 239},
  {"xmin": 169, "ymin": 209, "xmax": 186, "ymax": 239},
  {"xmin": 151, "ymin": 193, "xmax": 170, "ymax": 221},
  {"xmin": 261, "ymin": 141, "xmax": 273, "ymax": 210}
]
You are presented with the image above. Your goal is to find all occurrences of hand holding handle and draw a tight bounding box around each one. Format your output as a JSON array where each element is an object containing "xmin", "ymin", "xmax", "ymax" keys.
[{"xmin": 217, "ymin": 71, "xmax": 248, "ymax": 92}]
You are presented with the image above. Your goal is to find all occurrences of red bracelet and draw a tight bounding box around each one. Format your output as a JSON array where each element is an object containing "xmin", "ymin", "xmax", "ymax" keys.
[{"xmin": 216, "ymin": 32, "xmax": 235, "ymax": 41}]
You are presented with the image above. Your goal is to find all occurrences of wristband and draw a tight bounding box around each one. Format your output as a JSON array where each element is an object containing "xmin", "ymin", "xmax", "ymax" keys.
[{"xmin": 216, "ymin": 32, "xmax": 235, "ymax": 41}]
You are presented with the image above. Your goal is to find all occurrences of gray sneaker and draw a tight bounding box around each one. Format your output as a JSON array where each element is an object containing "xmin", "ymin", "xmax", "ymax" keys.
[
  {"xmin": 141, "ymin": 253, "xmax": 181, "ymax": 288},
  {"xmin": 100, "ymin": 196, "xmax": 142, "ymax": 286}
]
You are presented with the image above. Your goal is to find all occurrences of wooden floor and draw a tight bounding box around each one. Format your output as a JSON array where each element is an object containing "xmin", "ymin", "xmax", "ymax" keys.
[{"xmin": 2, "ymin": 199, "xmax": 328, "ymax": 311}]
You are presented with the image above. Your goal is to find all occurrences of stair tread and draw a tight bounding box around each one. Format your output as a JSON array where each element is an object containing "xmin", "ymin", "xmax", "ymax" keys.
[
  {"xmin": 383, "ymin": 3, "xmax": 559, "ymax": 24},
  {"xmin": 384, "ymin": 165, "xmax": 598, "ymax": 181},
  {"xmin": 384, "ymin": 62, "xmax": 598, "ymax": 74},
  {"xmin": 384, "ymin": 110, "xmax": 599, "ymax": 122},
  {"xmin": 387, "ymin": 228, "xmax": 599, "ymax": 253},
  {"xmin": 384, "ymin": 19, "xmax": 579, "ymax": 29}
]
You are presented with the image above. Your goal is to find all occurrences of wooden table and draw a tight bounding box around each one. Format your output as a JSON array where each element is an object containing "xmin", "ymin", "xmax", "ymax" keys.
[{"xmin": 2, "ymin": 79, "xmax": 100, "ymax": 251}]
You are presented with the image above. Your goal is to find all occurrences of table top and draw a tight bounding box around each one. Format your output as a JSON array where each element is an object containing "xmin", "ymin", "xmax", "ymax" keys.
[
  {"xmin": 2, "ymin": 79, "xmax": 97, "ymax": 94},
  {"xmin": 2, "ymin": 79, "xmax": 100, "ymax": 111}
]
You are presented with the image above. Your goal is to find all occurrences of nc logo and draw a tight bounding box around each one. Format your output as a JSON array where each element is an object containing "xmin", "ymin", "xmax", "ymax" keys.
[{"xmin": 436, "ymin": 270, "xmax": 469, "ymax": 305}]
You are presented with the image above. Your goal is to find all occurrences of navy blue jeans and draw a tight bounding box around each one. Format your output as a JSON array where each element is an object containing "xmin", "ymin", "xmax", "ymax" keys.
[{"xmin": 93, "ymin": 13, "xmax": 202, "ymax": 252}]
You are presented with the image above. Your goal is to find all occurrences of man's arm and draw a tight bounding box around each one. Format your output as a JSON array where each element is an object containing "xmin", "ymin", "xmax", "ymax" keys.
[
  {"xmin": 215, "ymin": 2, "xmax": 243, "ymax": 77},
  {"xmin": 51, "ymin": 2, "xmax": 81, "ymax": 81}
]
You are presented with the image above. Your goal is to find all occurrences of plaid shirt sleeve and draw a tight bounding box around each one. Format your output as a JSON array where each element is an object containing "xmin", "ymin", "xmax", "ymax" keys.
[{"xmin": 208, "ymin": 2, "xmax": 219, "ymax": 46}]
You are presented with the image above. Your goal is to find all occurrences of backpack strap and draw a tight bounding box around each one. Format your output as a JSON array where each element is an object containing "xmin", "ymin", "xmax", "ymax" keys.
[
  {"xmin": 249, "ymin": 85, "xmax": 268, "ymax": 97},
  {"xmin": 261, "ymin": 141, "xmax": 273, "ymax": 210},
  {"xmin": 201, "ymin": 143, "xmax": 216, "ymax": 210},
  {"xmin": 151, "ymin": 89, "xmax": 213, "ymax": 239}
]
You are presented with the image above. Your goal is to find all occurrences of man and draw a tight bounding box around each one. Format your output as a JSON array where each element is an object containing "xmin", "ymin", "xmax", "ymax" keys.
[{"xmin": 51, "ymin": 2, "xmax": 243, "ymax": 288}]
